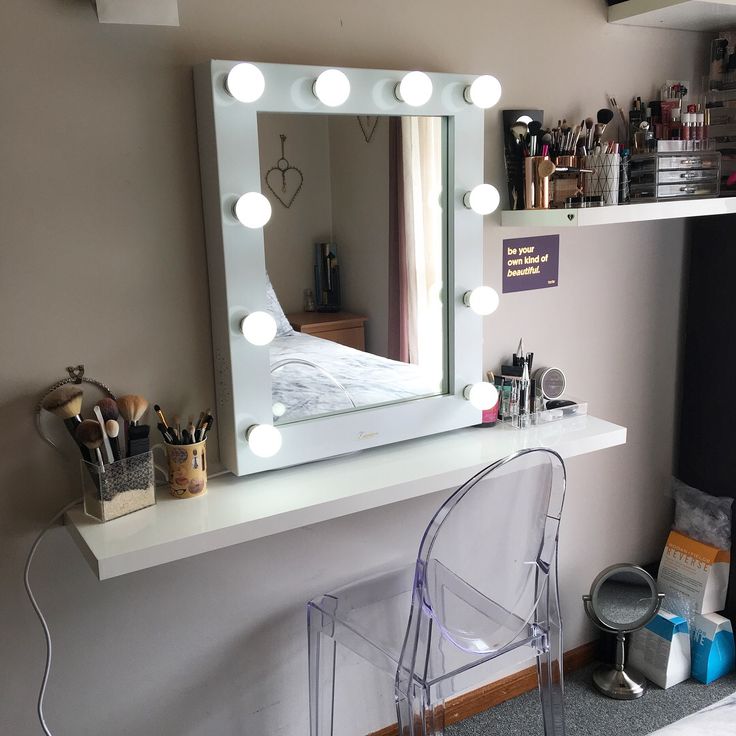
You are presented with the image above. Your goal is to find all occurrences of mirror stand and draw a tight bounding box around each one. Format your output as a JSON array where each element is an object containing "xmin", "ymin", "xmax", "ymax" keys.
[
  {"xmin": 590, "ymin": 631, "xmax": 646, "ymax": 699},
  {"xmin": 582, "ymin": 563, "xmax": 665, "ymax": 700}
]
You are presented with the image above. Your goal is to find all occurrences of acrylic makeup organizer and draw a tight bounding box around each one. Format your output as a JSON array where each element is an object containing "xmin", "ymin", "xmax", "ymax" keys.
[
  {"xmin": 501, "ymin": 398, "xmax": 588, "ymax": 430},
  {"xmin": 81, "ymin": 451, "xmax": 156, "ymax": 522}
]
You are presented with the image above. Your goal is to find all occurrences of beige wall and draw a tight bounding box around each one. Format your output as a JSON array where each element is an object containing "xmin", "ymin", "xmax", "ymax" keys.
[
  {"xmin": 328, "ymin": 114, "xmax": 391, "ymax": 356},
  {"xmin": 259, "ymin": 112, "xmax": 334, "ymax": 314},
  {"xmin": 0, "ymin": 0, "xmax": 708, "ymax": 734}
]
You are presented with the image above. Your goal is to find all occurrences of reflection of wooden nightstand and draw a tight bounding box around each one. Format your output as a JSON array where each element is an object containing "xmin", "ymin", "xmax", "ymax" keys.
[{"xmin": 286, "ymin": 311, "xmax": 368, "ymax": 351}]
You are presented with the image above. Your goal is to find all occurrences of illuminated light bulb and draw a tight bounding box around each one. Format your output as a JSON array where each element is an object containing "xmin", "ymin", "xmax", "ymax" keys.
[
  {"xmin": 463, "ymin": 383, "xmax": 498, "ymax": 411},
  {"xmin": 516, "ymin": 115, "xmax": 533, "ymax": 125},
  {"xmin": 272, "ymin": 402, "xmax": 286, "ymax": 418},
  {"xmin": 464, "ymin": 75, "xmax": 502, "ymax": 109},
  {"xmin": 395, "ymin": 71, "xmax": 433, "ymax": 106},
  {"xmin": 463, "ymin": 287, "xmax": 499, "ymax": 316},
  {"xmin": 246, "ymin": 424, "xmax": 282, "ymax": 458},
  {"xmin": 225, "ymin": 63, "xmax": 266, "ymax": 103},
  {"xmin": 240, "ymin": 312, "xmax": 277, "ymax": 346},
  {"xmin": 463, "ymin": 184, "xmax": 500, "ymax": 215},
  {"xmin": 313, "ymin": 69, "xmax": 351, "ymax": 107},
  {"xmin": 233, "ymin": 192, "xmax": 272, "ymax": 228}
]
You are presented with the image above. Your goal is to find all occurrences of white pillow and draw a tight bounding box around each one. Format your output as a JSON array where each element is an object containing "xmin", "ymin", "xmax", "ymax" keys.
[{"xmin": 265, "ymin": 274, "xmax": 294, "ymax": 336}]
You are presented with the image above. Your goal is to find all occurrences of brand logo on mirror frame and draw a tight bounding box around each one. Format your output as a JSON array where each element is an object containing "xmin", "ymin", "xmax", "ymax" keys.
[{"xmin": 358, "ymin": 431, "xmax": 379, "ymax": 441}]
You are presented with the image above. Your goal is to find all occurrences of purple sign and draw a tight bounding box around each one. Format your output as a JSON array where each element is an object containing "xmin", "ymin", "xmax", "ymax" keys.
[{"xmin": 502, "ymin": 235, "xmax": 559, "ymax": 293}]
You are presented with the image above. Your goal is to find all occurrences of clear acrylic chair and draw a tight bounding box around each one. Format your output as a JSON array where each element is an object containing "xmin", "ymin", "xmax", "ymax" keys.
[{"xmin": 307, "ymin": 448, "xmax": 567, "ymax": 736}]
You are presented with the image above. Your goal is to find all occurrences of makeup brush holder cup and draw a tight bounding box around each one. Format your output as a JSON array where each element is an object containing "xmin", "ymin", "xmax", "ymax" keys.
[
  {"xmin": 523, "ymin": 156, "xmax": 550, "ymax": 209},
  {"xmin": 156, "ymin": 440, "xmax": 208, "ymax": 499},
  {"xmin": 81, "ymin": 451, "xmax": 156, "ymax": 522},
  {"xmin": 584, "ymin": 152, "xmax": 620, "ymax": 205},
  {"xmin": 551, "ymin": 156, "xmax": 582, "ymax": 207}
]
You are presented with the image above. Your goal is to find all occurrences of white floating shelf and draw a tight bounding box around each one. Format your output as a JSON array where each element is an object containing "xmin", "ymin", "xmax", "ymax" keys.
[
  {"xmin": 66, "ymin": 416, "xmax": 626, "ymax": 580},
  {"xmin": 608, "ymin": 0, "xmax": 736, "ymax": 32},
  {"xmin": 501, "ymin": 197, "xmax": 736, "ymax": 228}
]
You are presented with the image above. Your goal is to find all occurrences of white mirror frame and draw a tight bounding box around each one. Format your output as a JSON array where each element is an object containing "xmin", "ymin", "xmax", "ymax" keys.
[{"xmin": 194, "ymin": 60, "xmax": 486, "ymax": 476}]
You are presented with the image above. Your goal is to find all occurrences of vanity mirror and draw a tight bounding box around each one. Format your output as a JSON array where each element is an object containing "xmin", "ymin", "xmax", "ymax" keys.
[
  {"xmin": 194, "ymin": 61, "xmax": 500, "ymax": 475},
  {"xmin": 583, "ymin": 564, "xmax": 665, "ymax": 700}
]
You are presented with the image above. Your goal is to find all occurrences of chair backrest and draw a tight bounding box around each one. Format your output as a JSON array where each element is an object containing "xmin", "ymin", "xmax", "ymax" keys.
[{"xmin": 409, "ymin": 448, "xmax": 566, "ymax": 658}]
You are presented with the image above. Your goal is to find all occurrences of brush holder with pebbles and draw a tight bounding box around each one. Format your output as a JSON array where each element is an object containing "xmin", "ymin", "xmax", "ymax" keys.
[{"xmin": 81, "ymin": 450, "xmax": 156, "ymax": 522}]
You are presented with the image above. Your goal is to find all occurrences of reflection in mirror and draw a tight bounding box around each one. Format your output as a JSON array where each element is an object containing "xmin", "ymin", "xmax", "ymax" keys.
[
  {"xmin": 595, "ymin": 572, "xmax": 656, "ymax": 628},
  {"xmin": 256, "ymin": 112, "xmax": 448, "ymax": 424}
]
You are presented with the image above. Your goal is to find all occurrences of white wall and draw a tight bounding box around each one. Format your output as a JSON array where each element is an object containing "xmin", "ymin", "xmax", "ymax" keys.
[{"xmin": 0, "ymin": 0, "xmax": 707, "ymax": 734}]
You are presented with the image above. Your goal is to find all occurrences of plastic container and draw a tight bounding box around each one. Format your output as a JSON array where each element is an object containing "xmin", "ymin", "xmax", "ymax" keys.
[{"xmin": 81, "ymin": 450, "xmax": 156, "ymax": 522}]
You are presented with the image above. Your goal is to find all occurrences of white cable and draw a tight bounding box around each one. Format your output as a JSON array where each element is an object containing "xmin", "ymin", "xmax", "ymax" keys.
[{"xmin": 23, "ymin": 498, "xmax": 82, "ymax": 736}]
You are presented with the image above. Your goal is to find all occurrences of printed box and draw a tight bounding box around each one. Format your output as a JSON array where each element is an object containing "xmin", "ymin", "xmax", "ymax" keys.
[
  {"xmin": 657, "ymin": 530, "xmax": 730, "ymax": 617},
  {"xmin": 629, "ymin": 610, "xmax": 690, "ymax": 689},
  {"xmin": 690, "ymin": 613, "xmax": 736, "ymax": 684}
]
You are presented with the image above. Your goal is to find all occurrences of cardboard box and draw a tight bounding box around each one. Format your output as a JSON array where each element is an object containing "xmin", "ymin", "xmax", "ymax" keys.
[
  {"xmin": 657, "ymin": 530, "xmax": 730, "ymax": 618},
  {"xmin": 691, "ymin": 613, "xmax": 736, "ymax": 684},
  {"xmin": 629, "ymin": 610, "xmax": 691, "ymax": 689}
]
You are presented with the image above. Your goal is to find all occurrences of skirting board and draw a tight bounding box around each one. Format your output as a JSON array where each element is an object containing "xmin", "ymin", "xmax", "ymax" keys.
[{"xmin": 367, "ymin": 640, "xmax": 597, "ymax": 736}]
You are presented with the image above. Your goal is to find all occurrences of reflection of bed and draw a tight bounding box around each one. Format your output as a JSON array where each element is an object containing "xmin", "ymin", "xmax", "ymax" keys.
[{"xmin": 270, "ymin": 332, "xmax": 440, "ymax": 423}]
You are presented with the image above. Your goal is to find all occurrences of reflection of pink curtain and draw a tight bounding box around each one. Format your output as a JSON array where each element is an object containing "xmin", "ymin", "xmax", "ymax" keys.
[{"xmin": 388, "ymin": 118, "xmax": 409, "ymax": 362}]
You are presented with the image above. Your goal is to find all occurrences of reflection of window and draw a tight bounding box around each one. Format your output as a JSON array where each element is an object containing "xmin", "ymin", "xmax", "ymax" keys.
[{"xmin": 389, "ymin": 117, "xmax": 444, "ymax": 388}]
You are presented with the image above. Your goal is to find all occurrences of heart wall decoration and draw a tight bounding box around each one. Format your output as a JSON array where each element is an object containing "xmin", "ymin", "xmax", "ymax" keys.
[
  {"xmin": 264, "ymin": 134, "xmax": 304, "ymax": 209},
  {"xmin": 357, "ymin": 115, "xmax": 379, "ymax": 143}
]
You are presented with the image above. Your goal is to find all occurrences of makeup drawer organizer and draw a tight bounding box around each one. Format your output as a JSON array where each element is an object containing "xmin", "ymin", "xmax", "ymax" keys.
[{"xmin": 630, "ymin": 152, "xmax": 721, "ymax": 202}]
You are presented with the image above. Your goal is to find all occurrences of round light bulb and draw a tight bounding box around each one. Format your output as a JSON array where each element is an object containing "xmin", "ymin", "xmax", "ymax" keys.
[
  {"xmin": 240, "ymin": 312, "xmax": 277, "ymax": 346},
  {"xmin": 272, "ymin": 402, "xmax": 286, "ymax": 418},
  {"xmin": 313, "ymin": 69, "xmax": 351, "ymax": 107},
  {"xmin": 516, "ymin": 115, "xmax": 533, "ymax": 125},
  {"xmin": 463, "ymin": 184, "xmax": 500, "ymax": 215},
  {"xmin": 463, "ymin": 287, "xmax": 499, "ymax": 316},
  {"xmin": 396, "ymin": 71, "xmax": 433, "ymax": 107},
  {"xmin": 226, "ymin": 63, "xmax": 266, "ymax": 103},
  {"xmin": 246, "ymin": 424, "xmax": 282, "ymax": 458},
  {"xmin": 464, "ymin": 383, "xmax": 499, "ymax": 411},
  {"xmin": 464, "ymin": 75, "xmax": 502, "ymax": 109},
  {"xmin": 233, "ymin": 192, "xmax": 272, "ymax": 228}
]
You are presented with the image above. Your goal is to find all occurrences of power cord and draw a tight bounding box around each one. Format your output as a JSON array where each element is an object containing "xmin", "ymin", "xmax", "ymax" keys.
[{"xmin": 24, "ymin": 498, "xmax": 82, "ymax": 736}]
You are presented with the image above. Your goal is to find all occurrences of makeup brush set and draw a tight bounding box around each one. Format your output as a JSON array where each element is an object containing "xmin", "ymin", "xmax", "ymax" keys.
[
  {"xmin": 153, "ymin": 404, "xmax": 213, "ymax": 446},
  {"xmin": 504, "ymin": 107, "xmax": 620, "ymax": 210},
  {"xmin": 41, "ymin": 386, "xmax": 155, "ymax": 522}
]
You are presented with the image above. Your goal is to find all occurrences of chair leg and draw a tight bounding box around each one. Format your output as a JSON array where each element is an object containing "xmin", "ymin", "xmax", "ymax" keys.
[
  {"xmin": 536, "ymin": 577, "xmax": 566, "ymax": 735},
  {"xmin": 308, "ymin": 603, "xmax": 337, "ymax": 736},
  {"xmin": 396, "ymin": 684, "xmax": 441, "ymax": 736}
]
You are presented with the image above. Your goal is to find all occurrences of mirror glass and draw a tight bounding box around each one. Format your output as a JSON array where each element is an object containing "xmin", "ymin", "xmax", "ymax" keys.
[
  {"xmin": 593, "ymin": 567, "xmax": 657, "ymax": 630},
  {"xmin": 256, "ymin": 112, "xmax": 448, "ymax": 425}
]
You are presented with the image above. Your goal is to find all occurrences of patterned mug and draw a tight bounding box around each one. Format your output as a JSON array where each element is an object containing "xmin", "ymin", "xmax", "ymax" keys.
[{"xmin": 155, "ymin": 440, "xmax": 208, "ymax": 499}]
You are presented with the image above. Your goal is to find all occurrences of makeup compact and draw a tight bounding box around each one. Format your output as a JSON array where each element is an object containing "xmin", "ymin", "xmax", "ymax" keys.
[{"xmin": 534, "ymin": 366, "xmax": 566, "ymax": 400}]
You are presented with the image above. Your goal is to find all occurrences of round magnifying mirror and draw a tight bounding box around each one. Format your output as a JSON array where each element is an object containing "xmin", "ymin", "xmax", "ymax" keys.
[{"xmin": 582, "ymin": 564, "xmax": 664, "ymax": 700}]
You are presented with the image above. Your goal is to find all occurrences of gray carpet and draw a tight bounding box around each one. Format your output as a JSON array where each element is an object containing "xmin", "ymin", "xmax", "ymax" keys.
[{"xmin": 448, "ymin": 665, "xmax": 736, "ymax": 735}]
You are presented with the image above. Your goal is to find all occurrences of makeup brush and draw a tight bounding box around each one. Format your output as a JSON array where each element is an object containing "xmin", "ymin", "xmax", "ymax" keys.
[
  {"xmin": 116, "ymin": 394, "xmax": 148, "ymax": 426},
  {"xmin": 76, "ymin": 419, "xmax": 105, "ymax": 472},
  {"xmin": 42, "ymin": 385, "xmax": 84, "ymax": 436},
  {"xmin": 41, "ymin": 385, "xmax": 92, "ymax": 463},
  {"xmin": 93, "ymin": 405, "xmax": 114, "ymax": 464},
  {"xmin": 596, "ymin": 108, "xmax": 615, "ymax": 140},
  {"xmin": 153, "ymin": 404, "xmax": 170, "ymax": 431},
  {"xmin": 97, "ymin": 397, "xmax": 119, "ymax": 423},
  {"xmin": 105, "ymin": 419, "xmax": 121, "ymax": 462}
]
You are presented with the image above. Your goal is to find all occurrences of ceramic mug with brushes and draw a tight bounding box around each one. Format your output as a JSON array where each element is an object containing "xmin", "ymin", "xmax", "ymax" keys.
[{"xmin": 154, "ymin": 440, "xmax": 208, "ymax": 499}]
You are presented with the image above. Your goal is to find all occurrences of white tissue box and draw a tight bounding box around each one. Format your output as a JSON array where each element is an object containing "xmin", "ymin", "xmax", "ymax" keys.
[{"xmin": 629, "ymin": 610, "xmax": 690, "ymax": 689}]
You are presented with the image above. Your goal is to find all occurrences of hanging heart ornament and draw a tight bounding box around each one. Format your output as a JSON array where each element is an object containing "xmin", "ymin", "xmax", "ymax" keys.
[
  {"xmin": 265, "ymin": 134, "xmax": 304, "ymax": 208},
  {"xmin": 357, "ymin": 115, "xmax": 379, "ymax": 143}
]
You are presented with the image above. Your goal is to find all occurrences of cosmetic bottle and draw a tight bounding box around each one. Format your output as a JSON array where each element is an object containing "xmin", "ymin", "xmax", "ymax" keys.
[{"xmin": 682, "ymin": 112, "xmax": 691, "ymax": 142}]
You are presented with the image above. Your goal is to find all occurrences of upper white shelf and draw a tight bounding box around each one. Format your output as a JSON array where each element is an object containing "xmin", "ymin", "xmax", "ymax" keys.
[
  {"xmin": 608, "ymin": 0, "xmax": 736, "ymax": 32},
  {"xmin": 66, "ymin": 415, "xmax": 626, "ymax": 580},
  {"xmin": 501, "ymin": 197, "xmax": 736, "ymax": 228}
]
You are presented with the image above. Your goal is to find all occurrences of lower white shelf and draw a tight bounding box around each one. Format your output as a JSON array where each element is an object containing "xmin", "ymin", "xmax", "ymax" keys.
[
  {"xmin": 66, "ymin": 415, "xmax": 627, "ymax": 580},
  {"xmin": 501, "ymin": 197, "xmax": 736, "ymax": 228}
]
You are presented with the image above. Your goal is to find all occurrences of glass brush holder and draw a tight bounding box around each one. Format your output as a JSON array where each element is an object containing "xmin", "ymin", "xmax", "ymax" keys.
[{"xmin": 81, "ymin": 451, "xmax": 156, "ymax": 522}]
